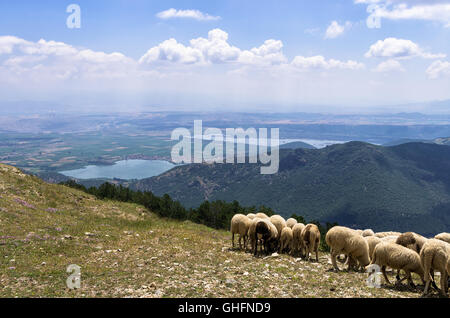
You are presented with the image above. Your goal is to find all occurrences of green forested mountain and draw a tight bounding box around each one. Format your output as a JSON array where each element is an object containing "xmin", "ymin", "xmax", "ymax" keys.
[{"xmin": 130, "ymin": 142, "xmax": 450, "ymax": 236}]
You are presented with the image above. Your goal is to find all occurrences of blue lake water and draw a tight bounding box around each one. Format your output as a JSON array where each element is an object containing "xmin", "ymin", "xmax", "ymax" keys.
[{"xmin": 60, "ymin": 160, "xmax": 176, "ymax": 180}]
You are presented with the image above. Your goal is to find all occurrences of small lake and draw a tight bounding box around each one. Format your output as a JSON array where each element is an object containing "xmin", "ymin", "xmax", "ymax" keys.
[{"xmin": 60, "ymin": 159, "xmax": 176, "ymax": 180}]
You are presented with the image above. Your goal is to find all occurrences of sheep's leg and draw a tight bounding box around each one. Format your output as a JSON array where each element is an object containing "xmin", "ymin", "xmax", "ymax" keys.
[
  {"xmin": 232, "ymin": 233, "xmax": 235, "ymax": 249},
  {"xmin": 238, "ymin": 235, "xmax": 242, "ymax": 250},
  {"xmin": 405, "ymin": 270, "xmax": 415, "ymax": 288},
  {"xmin": 315, "ymin": 245, "xmax": 319, "ymax": 262},
  {"xmin": 330, "ymin": 250, "xmax": 339, "ymax": 271},
  {"xmin": 382, "ymin": 266, "xmax": 391, "ymax": 285},
  {"xmin": 439, "ymin": 273, "xmax": 447, "ymax": 296}
]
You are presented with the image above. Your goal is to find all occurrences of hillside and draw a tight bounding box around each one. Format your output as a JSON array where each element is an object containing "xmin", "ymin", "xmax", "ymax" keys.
[
  {"xmin": 130, "ymin": 142, "xmax": 450, "ymax": 236},
  {"xmin": 0, "ymin": 163, "xmax": 427, "ymax": 298}
]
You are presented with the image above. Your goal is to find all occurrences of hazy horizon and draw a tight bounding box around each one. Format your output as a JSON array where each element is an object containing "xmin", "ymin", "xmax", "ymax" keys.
[{"xmin": 1, "ymin": 1, "xmax": 450, "ymax": 114}]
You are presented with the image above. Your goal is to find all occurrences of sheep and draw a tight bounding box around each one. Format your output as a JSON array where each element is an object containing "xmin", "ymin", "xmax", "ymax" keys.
[
  {"xmin": 326, "ymin": 226, "xmax": 370, "ymax": 271},
  {"xmin": 435, "ymin": 232, "xmax": 450, "ymax": 244},
  {"xmin": 370, "ymin": 242, "xmax": 425, "ymax": 287},
  {"xmin": 362, "ymin": 229, "xmax": 375, "ymax": 237},
  {"xmin": 420, "ymin": 239, "xmax": 450, "ymax": 296},
  {"xmin": 230, "ymin": 214, "xmax": 252, "ymax": 250},
  {"xmin": 301, "ymin": 224, "xmax": 320, "ymax": 262},
  {"xmin": 252, "ymin": 218, "xmax": 278, "ymax": 256},
  {"xmin": 365, "ymin": 235, "xmax": 382, "ymax": 261},
  {"xmin": 374, "ymin": 231, "xmax": 401, "ymax": 238},
  {"xmin": 286, "ymin": 218, "xmax": 298, "ymax": 229},
  {"xmin": 380, "ymin": 235, "xmax": 399, "ymax": 243},
  {"xmin": 292, "ymin": 223, "xmax": 306, "ymax": 256},
  {"xmin": 396, "ymin": 232, "xmax": 428, "ymax": 254},
  {"xmin": 247, "ymin": 213, "xmax": 256, "ymax": 220},
  {"xmin": 269, "ymin": 215, "xmax": 287, "ymax": 242},
  {"xmin": 255, "ymin": 212, "xmax": 269, "ymax": 219},
  {"xmin": 355, "ymin": 229, "xmax": 363, "ymax": 235},
  {"xmin": 279, "ymin": 227, "xmax": 294, "ymax": 254}
]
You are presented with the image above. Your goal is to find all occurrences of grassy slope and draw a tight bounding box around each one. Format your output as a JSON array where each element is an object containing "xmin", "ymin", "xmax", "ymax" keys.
[{"xmin": 0, "ymin": 164, "xmax": 427, "ymax": 298}]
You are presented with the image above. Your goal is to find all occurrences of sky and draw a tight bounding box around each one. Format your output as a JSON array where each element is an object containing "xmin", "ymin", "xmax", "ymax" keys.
[{"xmin": 1, "ymin": 0, "xmax": 450, "ymax": 113}]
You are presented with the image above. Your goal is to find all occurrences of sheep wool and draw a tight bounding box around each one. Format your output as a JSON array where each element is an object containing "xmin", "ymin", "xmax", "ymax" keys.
[
  {"xmin": 301, "ymin": 224, "xmax": 320, "ymax": 261},
  {"xmin": 326, "ymin": 226, "xmax": 370, "ymax": 271},
  {"xmin": 420, "ymin": 239, "xmax": 450, "ymax": 296},
  {"xmin": 230, "ymin": 214, "xmax": 252, "ymax": 250},
  {"xmin": 370, "ymin": 242, "xmax": 424, "ymax": 287}
]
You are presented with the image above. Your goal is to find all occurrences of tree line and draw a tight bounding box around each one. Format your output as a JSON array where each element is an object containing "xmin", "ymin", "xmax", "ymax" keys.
[{"xmin": 61, "ymin": 180, "xmax": 336, "ymax": 251}]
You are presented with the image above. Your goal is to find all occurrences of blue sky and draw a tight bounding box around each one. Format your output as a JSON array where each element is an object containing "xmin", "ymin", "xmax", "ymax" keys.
[{"xmin": 1, "ymin": 0, "xmax": 450, "ymax": 113}]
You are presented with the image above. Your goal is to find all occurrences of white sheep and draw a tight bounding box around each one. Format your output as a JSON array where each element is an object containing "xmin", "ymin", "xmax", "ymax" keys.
[
  {"xmin": 370, "ymin": 242, "xmax": 425, "ymax": 287},
  {"xmin": 292, "ymin": 223, "xmax": 306, "ymax": 256},
  {"xmin": 247, "ymin": 213, "xmax": 256, "ymax": 220},
  {"xmin": 395, "ymin": 232, "xmax": 428, "ymax": 254},
  {"xmin": 269, "ymin": 215, "xmax": 287, "ymax": 240},
  {"xmin": 301, "ymin": 223, "xmax": 320, "ymax": 262},
  {"xmin": 255, "ymin": 212, "xmax": 269, "ymax": 219},
  {"xmin": 434, "ymin": 232, "xmax": 450, "ymax": 244},
  {"xmin": 326, "ymin": 226, "xmax": 370, "ymax": 271},
  {"xmin": 279, "ymin": 227, "xmax": 294, "ymax": 254},
  {"xmin": 420, "ymin": 238, "xmax": 450, "ymax": 296},
  {"xmin": 364, "ymin": 235, "xmax": 382, "ymax": 261},
  {"xmin": 286, "ymin": 218, "xmax": 298, "ymax": 229},
  {"xmin": 374, "ymin": 231, "xmax": 401, "ymax": 238},
  {"xmin": 362, "ymin": 229, "xmax": 375, "ymax": 237},
  {"xmin": 230, "ymin": 214, "xmax": 252, "ymax": 250}
]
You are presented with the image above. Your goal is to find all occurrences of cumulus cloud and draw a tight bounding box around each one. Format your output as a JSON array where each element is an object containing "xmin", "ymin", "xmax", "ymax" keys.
[
  {"xmin": 373, "ymin": 59, "xmax": 405, "ymax": 72},
  {"xmin": 156, "ymin": 8, "xmax": 220, "ymax": 21},
  {"xmin": 0, "ymin": 35, "xmax": 135, "ymax": 80},
  {"xmin": 140, "ymin": 29, "xmax": 287, "ymax": 66},
  {"xmin": 325, "ymin": 21, "xmax": 352, "ymax": 39},
  {"xmin": 291, "ymin": 55, "xmax": 365, "ymax": 70},
  {"xmin": 426, "ymin": 60, "xmax": 450, "ymax": 79},
  {"xmin": 365, "ymin": 37, "xmax": 445, "ymax": 59},
  {"xmin": 356, "ymin": 1, "xmax": 450, "ymax": 28}
]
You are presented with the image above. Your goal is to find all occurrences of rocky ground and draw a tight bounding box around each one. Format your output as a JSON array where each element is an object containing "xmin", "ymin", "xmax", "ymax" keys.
[{"xmin": 0, "ymin": 164, "xmax": 443, "ymax": 298}]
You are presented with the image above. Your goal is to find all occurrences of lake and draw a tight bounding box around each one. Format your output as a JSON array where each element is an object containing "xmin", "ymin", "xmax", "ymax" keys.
[{"xmin": 60, "ymin": 159, "xmax": 176, "ymax": 180}]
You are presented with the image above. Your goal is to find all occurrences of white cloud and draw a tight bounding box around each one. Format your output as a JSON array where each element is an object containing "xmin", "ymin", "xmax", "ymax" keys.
[
  {"xmin": 291, "ymin": 55, "xmax": 365, "ymax": 70},
  {"xmin": 426, "ymin": 60, "xmax": 450, "ymax": 79},
  {"xmin": 357, "ymin": 1, "xmax": 450, "ymax": 28},
  {"xmin": 190, "ymin": 29, "xmax": 241, "ymax": 63},
  {"xmin": 325, "ymin": 21, "xmax": 352, "ymax": 39},
  {"xmin": 239, "ymin": 40, "xmax": 287, "ymax": 66},
  {"xmin": 156, "ymin": 8, "xmax": 220, "ymax": 21},
  {"xmin": 365, "ymin": 37, "xmax": 445, "ymax": 59},
  {"xmin": 373, "ymin": 59, "xmax": 405, "ymax": 72}
]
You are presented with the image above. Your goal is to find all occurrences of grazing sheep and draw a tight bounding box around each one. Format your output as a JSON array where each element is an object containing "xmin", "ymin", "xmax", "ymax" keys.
[
  {"xmin": 374, "ymin": 231, "xmax": 401, "ymax": 238},
  {"xmin": 365, "ymin": 235, "xmax": 382, "ymax": 261},
  {"xmin": 286, "ymin": 218, "xmax": 298, "ymax": 229},
  {"xmin": 255, "ymin": 212, "xmax": 269, "ymax": 219},
  {"xmin": 292, "ymin": 223, "xmax": 306, "ymax": 256},
  {"xmin": 362, "ymin": 229, "xmax": 375, "ymax": 237},
  {"xmin": 326, "ymin": 226, "xmax": 370, "ymax": 271},
  {"xmin": 396, "ymin": 232, "xmax": 428, "ymax": 254},
  {"xmin": 269, "ymin": 215, "xmax": 287, "ymax": 240},
  {"xmin": 252, "ymin": 218, "xmax": 278, "ymax": 256},
  {"xmin": 420, "ymin": 239, "xmax": 450, "ymax": 296},
  {"xmin": 435, "ymin": 232, "xmax": 450, "ymax": 244},
  {"xmin": 279, "ymin": 227, "xmax": 294, "ymax": 254},
  {"xmin": 380, "ymin": 235, "xmax": 399, "ymax": 243},
  {"xmin": 247, "ymin": 213, "xmax": 256, "ymax": 220},
  {"xmin": 370, "ymin": 242, "xmax": 425, "ymax": 287},
  {"xmin": 230, "ymin": 214, "xmax": 252, "ymax": 250},
  {"xmin": 355, "ymin": 229, "xmax": 363, "ymax": 235},
  {"xmin": 301, "ymin": 224, "xmax": 320, "ymax": 261}
]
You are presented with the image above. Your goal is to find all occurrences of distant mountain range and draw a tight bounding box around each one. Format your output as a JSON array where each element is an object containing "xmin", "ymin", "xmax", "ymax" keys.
[
  {"xmin": 383, "ymin": 137, "xmax": 450, "ymax": 147},
  {"xmin": 129, "ymin": 142, "xmax": 450, "ymax": 236}
]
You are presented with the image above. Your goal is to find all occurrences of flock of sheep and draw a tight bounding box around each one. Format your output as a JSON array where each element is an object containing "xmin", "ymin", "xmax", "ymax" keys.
[{"xmin": 230, "ymin": 213, "xmax": 450, "ymax": 297}]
